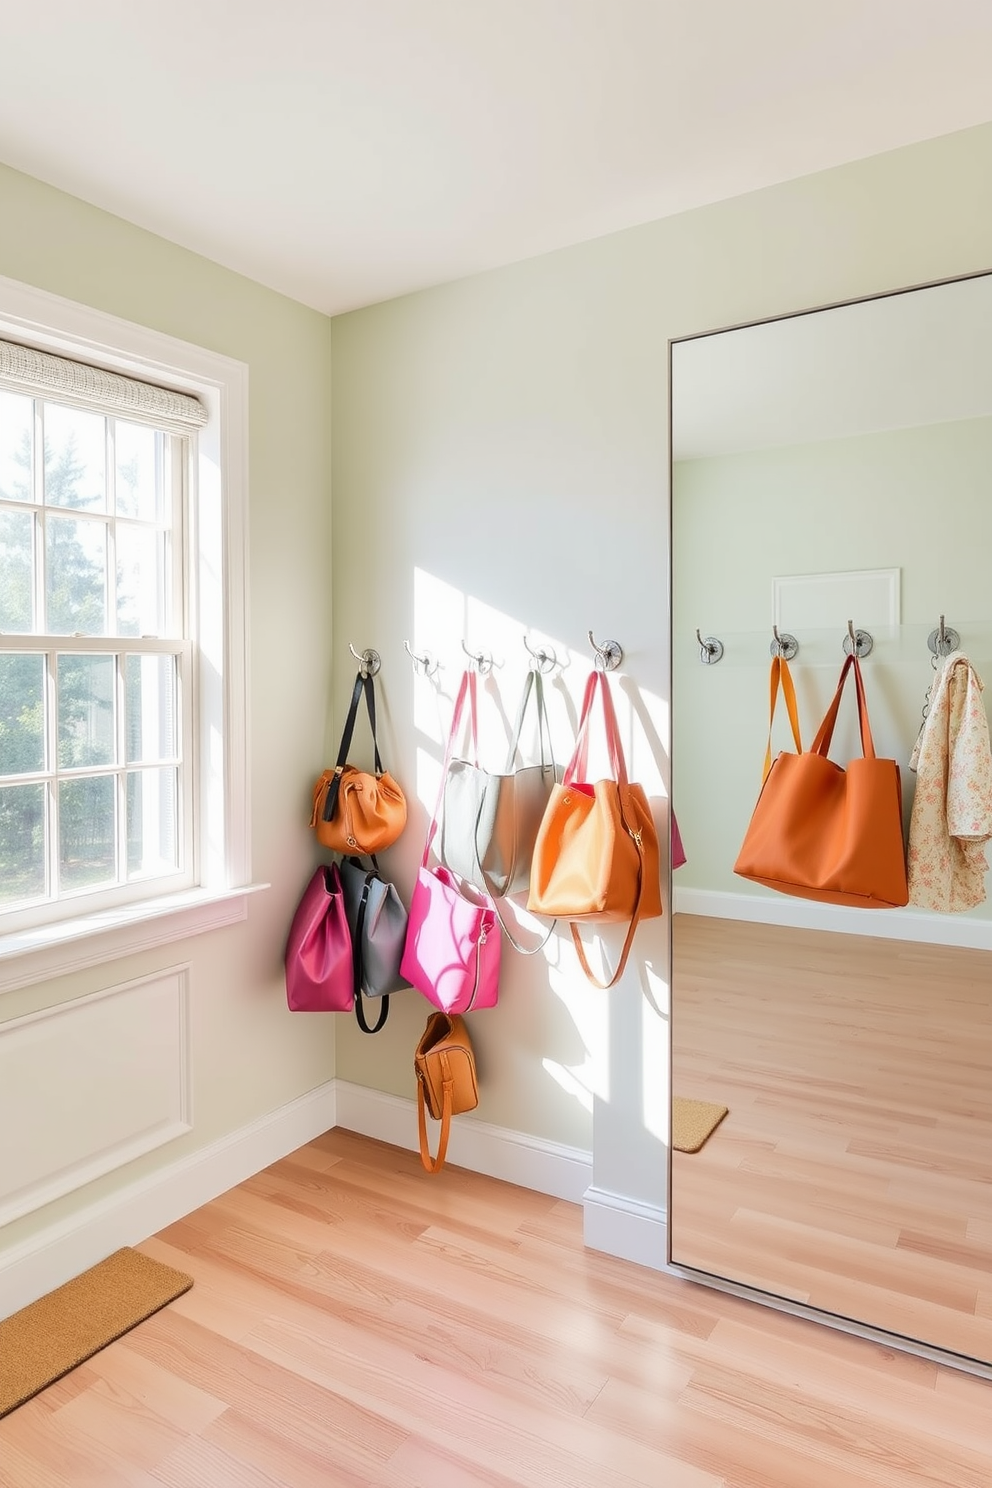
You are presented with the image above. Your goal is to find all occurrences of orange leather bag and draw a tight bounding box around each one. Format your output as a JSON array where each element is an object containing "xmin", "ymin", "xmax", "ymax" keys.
[
  {"xmin": 734, "ymin": 652, "xmax": 908, "ymax": 908},
  {"xmin": 311, "ymin": 670, "xmax": 407, "ymax": 854},
  {"xmin": 414, "ymin": 1012, "xmax": 479, "ymax": 1174},
  {"xmin": 527, "ymin": 669, "xmax": 662, "ymax": 987}
]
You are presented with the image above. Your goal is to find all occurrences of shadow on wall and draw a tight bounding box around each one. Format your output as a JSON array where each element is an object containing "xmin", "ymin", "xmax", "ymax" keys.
[{"xmin": 373, "ymin": 565, "xmax": 674, "ymax": 1152}]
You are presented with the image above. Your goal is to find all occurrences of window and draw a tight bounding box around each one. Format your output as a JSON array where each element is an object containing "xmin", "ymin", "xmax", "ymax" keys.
[{"xmin": 0, "ymin": 277, "xmax": 253, "ymax": 988}]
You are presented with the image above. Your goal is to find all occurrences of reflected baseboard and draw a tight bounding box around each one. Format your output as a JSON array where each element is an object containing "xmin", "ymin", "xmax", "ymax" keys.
[{"xmin": 673, "ymin": 886, "xmax": 992, "ymax": 952}]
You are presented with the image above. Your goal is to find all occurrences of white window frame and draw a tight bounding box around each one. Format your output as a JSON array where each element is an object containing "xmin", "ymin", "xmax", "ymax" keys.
[{"xmin": 0, "ymin": 274, "xmax": 264, "ymax": 993}]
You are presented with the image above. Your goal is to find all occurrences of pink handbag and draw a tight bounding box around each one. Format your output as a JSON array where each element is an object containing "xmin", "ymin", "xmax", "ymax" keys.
[
  {"xmin": 400, "ymin": 674, "xmax": 501, "ymax": 1014},
  {"xmin": 284, "ymin": 863, "xmax": 354, "ymax": 1012}
]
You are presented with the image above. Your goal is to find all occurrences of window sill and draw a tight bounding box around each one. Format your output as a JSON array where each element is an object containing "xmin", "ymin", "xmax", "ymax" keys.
[{"xmin": 0, "ymin": 883, "xmax": 270, "ymax": 994}]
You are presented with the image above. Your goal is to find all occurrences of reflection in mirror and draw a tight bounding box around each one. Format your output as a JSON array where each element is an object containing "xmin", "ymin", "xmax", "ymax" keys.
[{"xmin": 669, "ymin": 272, "xmax": 992, "ymax": 1371}]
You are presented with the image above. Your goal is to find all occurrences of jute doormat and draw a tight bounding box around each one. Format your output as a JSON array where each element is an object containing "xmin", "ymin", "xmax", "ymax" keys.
[
  {"xmin": 673, "ymin": 1097, "xmax": 729, "ymax": 1153},
  {"xmin": 0, "ymin": 1247, "xmax": 193, "ymax": 1419}
]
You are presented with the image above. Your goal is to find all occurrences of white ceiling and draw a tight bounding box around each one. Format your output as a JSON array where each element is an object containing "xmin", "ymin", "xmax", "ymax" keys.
[{"xmin": 3, "ymin": 1, "xmax": 992, "ymax": 317}]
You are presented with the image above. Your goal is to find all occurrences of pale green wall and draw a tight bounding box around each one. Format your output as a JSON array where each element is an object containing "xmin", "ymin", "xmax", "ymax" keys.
[
  {"xmin": 0, "ymin": 163, "xmax": 335, "ymax": 1253},
  {"xmin": 330, "ymin": 122, "xmax": 992, "ymax": 1215},
  {"xmin": 674, "ymin": 417, "xmax": 992, "ymax": 911}
]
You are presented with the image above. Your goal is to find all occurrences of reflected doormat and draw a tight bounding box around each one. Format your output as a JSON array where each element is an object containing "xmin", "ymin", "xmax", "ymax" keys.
[
  {"xmin": 0, "ymin": 1247, "xmax": 193, "ymax": 1418},
  {"xmin": 673, "ymin": 1098, "xmax": 728, "ymax": 1153}
]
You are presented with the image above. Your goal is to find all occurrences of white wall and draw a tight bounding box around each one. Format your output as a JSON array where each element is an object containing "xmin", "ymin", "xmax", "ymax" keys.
[
  {"xmin": 0, "ymin": 162, "xmax": 336, "ymax": 1307},
  {"xmin": 330, "ymin": 121, "xmax": 992, "ymax": 1263}
]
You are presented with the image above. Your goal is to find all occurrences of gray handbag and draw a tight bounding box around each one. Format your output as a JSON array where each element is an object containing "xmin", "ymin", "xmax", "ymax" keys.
[
  {"xmin": 338, "ymin": 856, "xmax": 410, "ymax": 1033},
  {"xmin": 440, "ymin": 670, "xmax": 560, "ymax": 942}
]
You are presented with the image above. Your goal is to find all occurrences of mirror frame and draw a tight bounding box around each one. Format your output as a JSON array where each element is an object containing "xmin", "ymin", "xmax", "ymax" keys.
[{"xmin": 665, "ymin": 266, "xmax": 992, "ymax": 1381}]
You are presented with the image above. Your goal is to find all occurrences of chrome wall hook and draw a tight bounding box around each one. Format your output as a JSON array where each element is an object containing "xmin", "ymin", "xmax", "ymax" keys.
[
  {"xmin": 348, "ymin": 643, "xmax": 381, "ymax": 677},
  {"xmin": 770, "ymin": 625, "xmax": 799, "ymax": 661},
  {"xmin": 461, "ymin": 639, "xmax": 498, "ymax": 675},
  {"xmin": 842, "ymin": 620, "xmax": 873, "ymax": 659},
  {"xmin": 588, "ymin": 629, "xmax": 623, "ymax": 671},
  {"xmin": 695, "ymin": 628, "xmax": 724, "ymax": 665},
  {"xmin": 523, "ymin": 634, "xmax": 558, "ymax": 673},
  {"xmin": 404, "ymin": 639, "xmax": 439, "ymax": 675},
  {"xmin": 927, "ymin": 614, "xmax": 960, "ymax": 658}
]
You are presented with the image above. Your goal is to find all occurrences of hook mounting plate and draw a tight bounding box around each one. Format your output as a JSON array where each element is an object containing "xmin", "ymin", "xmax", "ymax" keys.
[{"xmin": 842, "ymin": 629, "xmax": 874, "ymax": 660}]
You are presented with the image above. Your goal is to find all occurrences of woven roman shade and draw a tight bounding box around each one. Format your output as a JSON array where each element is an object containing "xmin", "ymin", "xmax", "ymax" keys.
[{"xmin": 0, "ymin": 339, "xmax": 207, "ymax": 430}]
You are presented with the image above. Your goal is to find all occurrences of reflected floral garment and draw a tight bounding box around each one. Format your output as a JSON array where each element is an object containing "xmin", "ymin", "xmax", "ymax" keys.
[{"xmin": 907, "ymin": 651, "xmax": 992, "ymax": 912}]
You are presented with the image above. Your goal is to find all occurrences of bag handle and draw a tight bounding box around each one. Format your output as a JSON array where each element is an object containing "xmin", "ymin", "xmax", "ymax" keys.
[
  {"xmin": 503, "ymin": 668, "xmax": 556, "ymax": 775},
  {"xmin": 809, "ymin": 653, "xmax": 876, "ymax": 761},
  {"xmin": 350, "ymin": 864, "xmax": 390, "ymax": 1035},
  {"xmin": 422, "ymin": 670, "xmax": 478, "ymax": 865},
  {"xmin": 417, "ymin": 1055, "xmax": 453, "ymax": 1173},
  {"xmin": 566, "ymin": 671, "xmax": 628, "ymax": 788},
  {"xmin": 477, "ymin": 668, "xmax": 558, "ymax": 952},
  {"xmin": 566, "ymin": 670, "xmax": 651, "ymax": 989},
  {"xmin": 321, "ymin": 671, "xmax": 387, "ymax": 823},
  {"xmin": 762, "ymin": 655, "xmax": 803, "ymax": 781}
]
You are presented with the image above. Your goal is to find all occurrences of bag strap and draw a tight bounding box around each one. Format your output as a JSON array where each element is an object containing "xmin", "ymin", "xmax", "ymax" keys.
[
  {"xmin": 350, "ymin": 866, "xmax": 390, "ymax": 1035},
  {"xmin": 566, "ymin": 670, "xmax": 650, "ymax": 989},
  {"xmin": 417, "ymin": 1056, "xmax": 453, "ymax": 1173},
  {"xmin": 503, "ymin": 668, "xmax": 556, "ymax": 775},
  {"xmin": 477, "ymin": 667, "xmax": 558, "ymax": 951},
  {"xmin": 762, "ymin": 655, "xmax": 803, "ymax": 781},
  {"xmin": 809, "ymin": 653, "xmax": 876, "ymax": 761},
  {"xmin": 422, "ymin": 670, "xmax": 477, "ymax": 865},
  {"xmin": 322, "ymin": 671, "xmax": 386, "ymax": 823},
  {"xmin": 569, "ymin": 839, "xmax": 647, "ymax": 990},
  {"xmin": 566, "ymin": 671, "xmax": 627, "ymax": 787}
]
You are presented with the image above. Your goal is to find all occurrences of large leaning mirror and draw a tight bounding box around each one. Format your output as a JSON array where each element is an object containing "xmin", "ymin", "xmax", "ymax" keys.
[{"xmin": 668, "ymin": 270, "xmax": 992, "ymax": 1373}]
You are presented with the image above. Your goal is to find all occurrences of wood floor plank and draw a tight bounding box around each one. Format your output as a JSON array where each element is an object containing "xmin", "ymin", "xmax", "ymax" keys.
[{"xmin": 1, "ymin": 1129, "xmax": 989, "ymax": 1488}]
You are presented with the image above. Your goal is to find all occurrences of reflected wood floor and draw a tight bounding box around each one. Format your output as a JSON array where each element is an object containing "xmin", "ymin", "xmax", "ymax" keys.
[
  {"xmin": 671, "ymin": 913, "xmax": 992, "ymax": 1365},
  {"xmin": 2, "ymin": 1128, "xmax": 991, "ymax": 1487}
]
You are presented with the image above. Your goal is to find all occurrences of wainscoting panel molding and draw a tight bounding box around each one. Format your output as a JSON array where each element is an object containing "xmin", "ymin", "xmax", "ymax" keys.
[{"xmin": 0, "ymin": 967, "xmax": 192, "ymax": 1228}]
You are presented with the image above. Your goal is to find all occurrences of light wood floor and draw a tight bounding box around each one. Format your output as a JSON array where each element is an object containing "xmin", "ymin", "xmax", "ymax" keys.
[
  {"xmin": 671, "ymin": 913, "xmax": 992, "ymax": 1366},
  {"xmin": 2, "ymin": 1128, "xmax": 991, "ymax": 1487}
]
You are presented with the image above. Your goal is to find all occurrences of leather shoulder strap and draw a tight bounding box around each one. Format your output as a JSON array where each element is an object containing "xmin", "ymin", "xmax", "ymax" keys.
[{"xmin": 763, "ymin": 655, "xmax": 803, "ymax": 781}]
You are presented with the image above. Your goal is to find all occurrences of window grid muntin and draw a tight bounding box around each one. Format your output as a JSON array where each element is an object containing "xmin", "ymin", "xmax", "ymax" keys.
[
  {"xmin": 0, "ymin": 399, "xmax": 179, "ymax": 641},
  {"xmin": 0, "ymin": 378, "xmax": 190, "ymax": 924}
]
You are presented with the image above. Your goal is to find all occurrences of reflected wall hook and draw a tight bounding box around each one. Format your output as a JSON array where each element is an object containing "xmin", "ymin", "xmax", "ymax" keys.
[
  {"xmin": 523, "ymin": 634, "xmax": 558, "ymax": 673},
  {"xmin": 461, "ymin": 639, "xmax": 498, "ymax": 674},
  {"xmin": 927, "ymin": 614, "xmax": 960, "ymax": 658},
  {"xmin": 842, "ymin": 620, "xmax": 873, "ymax": 659},
  {"xmin": 404, "ymin": 639, "xmax": 439, "ymax": 675},
  {"xmin": 770, "ymin": 625, "xmax": 799, "ymax": 661},
  {"xmin": 588, "ymin": 629, "xmax": 623, "ymax": 671},
  {"xmin": 696, "ymin": 628, "xmax": 724, "ymax": 665},
  {"xmin": 348, "ymin": 642, "xmax": 381, "ymax": 677}
]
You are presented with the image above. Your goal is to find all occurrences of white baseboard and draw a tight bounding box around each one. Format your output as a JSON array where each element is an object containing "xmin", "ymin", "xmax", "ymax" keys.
[
  {"xmin": 0, "ymin": 1078, "xmax": 598, "ymax": 1319},
  {"xmin": 674, "ymin": 885, "xmax": 992, "ymax": 951},
  {"xmin": 334, "ymin": 1080, "xmax": 592, "ymax": 1204},
  {"xmin": 582, "ymin": 1185, "xmax": 669, "ymax": 1272},
  {"xmin": 0, "ymin": 1080, "xmax": 338, "ymax": 1320}
]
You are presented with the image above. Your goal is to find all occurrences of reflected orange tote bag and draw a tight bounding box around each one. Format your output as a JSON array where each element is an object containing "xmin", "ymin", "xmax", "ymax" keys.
[{"xmin": 734, "ymin": 653, "xmax": 908, "ymax": 908}]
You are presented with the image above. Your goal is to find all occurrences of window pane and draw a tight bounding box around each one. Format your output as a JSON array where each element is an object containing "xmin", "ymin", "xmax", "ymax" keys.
[
  {"xmin": 44, "ymin": 404, "xmax": 106, "ymax": 511},
  {"xmin": 0, "ymin": 508, "xmax": 34, "ymax": 632},
  {"xmin": 0, "ymin": 391, "xmax": 33, "ymax": 503},
  {"xmin": 59, "ymin": 774, "xmax": 115, "ymax": 890},
  {"xmin": 125, "ymin": 654, "xmax": 177, "ymax": 763},
  {"xmin": 116, "ymin": 421, "xmax": 165, "ymax": 522},
  {"xmin": 117, "ymin": 524, "xmax": 169, "ymax": 637},
  {"xmin": 46, "ymin": 514, "xmax": 108, "ymax": 635},
  {"xmin": 127, "ymin": 767, "xmax": 178, "ymax": 877},
  {"xmin": 0, "ymin": 782, "xmax": 46, "ymax": 902},
  {"xmin": 0, "ymin": 654, "xmax": 45, "ymax": 775},
  {"xmin": 57, "ymin": 653, "xmax": 115, "ymax": 769}
]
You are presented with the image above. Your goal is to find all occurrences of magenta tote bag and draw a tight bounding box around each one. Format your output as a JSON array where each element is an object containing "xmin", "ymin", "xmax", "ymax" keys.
[
  {"xmin": 284, "ymin": 863, "xmax": 354, "ymax": 1012},
  {"xmin": 400, "ymin": 672, "xmax": 501, "ymax": 1014}
]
